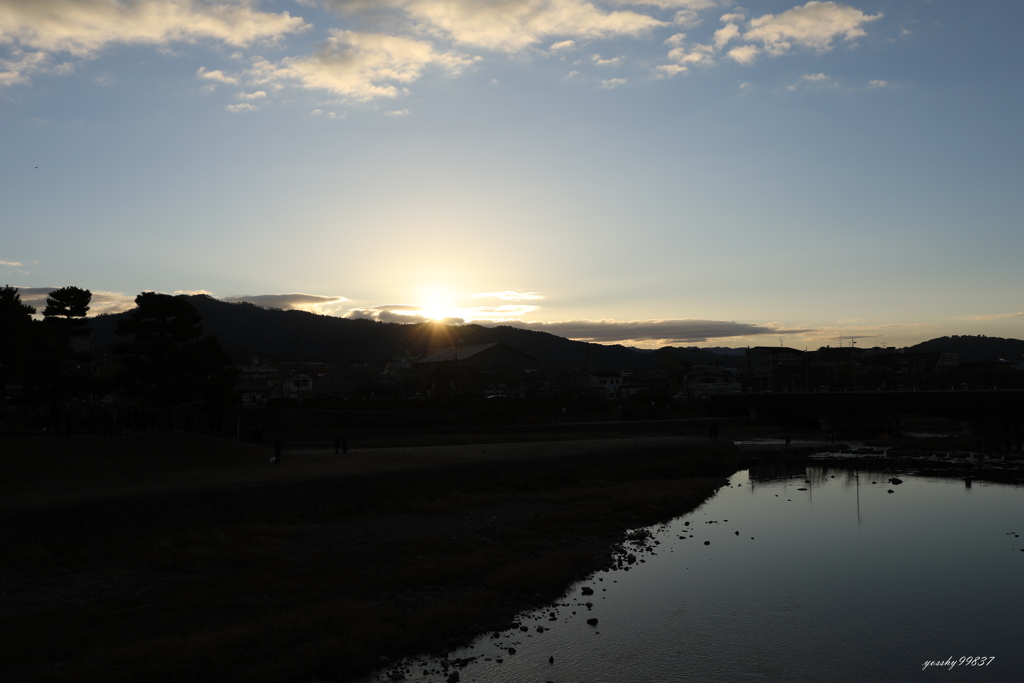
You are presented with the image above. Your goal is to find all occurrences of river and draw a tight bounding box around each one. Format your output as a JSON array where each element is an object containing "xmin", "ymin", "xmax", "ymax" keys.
[{"xmin": 367, "ymin": 461, "xmax": 1023, "ymax": 682}]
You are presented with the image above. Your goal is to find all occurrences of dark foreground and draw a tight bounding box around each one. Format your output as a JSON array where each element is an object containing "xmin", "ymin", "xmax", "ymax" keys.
[{"xmin": 0, "ymin": 434, "xmax": 761, "ymax": 683}]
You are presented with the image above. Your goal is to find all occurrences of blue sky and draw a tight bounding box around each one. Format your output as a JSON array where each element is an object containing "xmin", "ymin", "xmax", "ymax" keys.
[{"xmin": 2, "ymin": 0, "xmax": 1022, "ymax": 349}]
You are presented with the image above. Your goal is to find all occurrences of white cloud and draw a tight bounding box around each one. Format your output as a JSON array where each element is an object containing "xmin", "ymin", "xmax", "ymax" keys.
[
  {"xmin": 612, "ymin": 0, "xmax": 717, "ymax": 27},
  {"xmin": 0, "ymin": 49, "xmax": 61, "ymax": 87},
  {"xmin": 599, "ymin": 76, "xmax": 627, "ymax": 88},
  {"xmin": 472, "ymin": 290, "xmax": 545, "ymax": 301},
  {"xmin": 384, "ymin": 107, "xmax": 409, "ymax": 115},
  {"xmin": 237, "ymin": 89, "xmax": 266, "ymax": 99},
  {"xmin": 395, "ymin": 0, "xmax": 666, "ymax": 52},
  {"xmin": 0, "ymin": 0, "xmax": 308, "ymax": 88},
  {"xmin": 592, "ymin": 53, "xmax": 622, "ymax": 66},
  {"xmin": 725, "ymin": 44, "xmax": 758, "ymax": 64},
  {"xmin": 549, "ymin": 39, "xmax": 575, "ymax": 50},
  {"xmin": 667, "ymin": 42, "xmax": 714, "ymax": 65},
  {"xmin": 653, "ymin": 63, "xmax": 687, "ymax": 77},
  {"xmin": 226, "ymin": 102, "xmax": 258, "ymax": 112},
  {"xmin": 613, "ymin": 0, "xmax": 715, "ymax": 7},
  {"xmin": 663, "ymin": 32, "xmax": 686, "ymax": 46},
  {"xmin": 196, "ymin": 66, "xmax": 237, "ymax": 84},
  {"xmin": 253, "ymin": 30, "xmax": 474, "ymax": 100},
  {"xmin": 787, "ymin": 71, "xmax": 838, "ymax": 89},
  {"xmin": 867, "ymin": 78, "xmax": 887, "ymax": 88},
  {"xmin": 744, "ymin": 1, "xmax": 882, "ymax": 55},
  {"xmin": 712, "ymin": 21, "xmax": 739, "ymax": 49},
  {"xmin": 0, "ymin": 260, "xmax": 25, "ymax": 266},
  {"xmin": 223, "ymin": 292, "xmax": 350, "ymax": 315},
  {"xmin": 720, "ymin": 12, "xmax": 745, "ymax": 23}
]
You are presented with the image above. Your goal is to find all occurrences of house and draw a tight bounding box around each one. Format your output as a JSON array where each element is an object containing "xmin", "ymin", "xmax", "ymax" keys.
[
  {"xmin": 589, "ymin": 371, "xmax": 622, "ymax": 397},
  {"xmin": 415, "ymin": 343, "xmax": 541, "ymax": 399},
  {"xmin": 746, "ymin": 346, "xmax": 805, "ymax": 392},
  {"xmin": 678, "ymin": 366, "xmax": 741, "ymax": 397}
]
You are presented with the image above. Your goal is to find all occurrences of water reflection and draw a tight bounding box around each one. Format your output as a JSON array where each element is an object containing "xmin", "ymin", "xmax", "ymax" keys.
[{"xmin": 365, "ymin": 467, "xmax": 1023, "ymax": 683}]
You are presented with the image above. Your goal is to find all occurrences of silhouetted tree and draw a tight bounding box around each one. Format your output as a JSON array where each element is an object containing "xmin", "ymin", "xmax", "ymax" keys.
[
  {"xmin": 0, "ymin": 285, "xmax": 37, "ymax": 405},
  {"xmin": 42, "ymin": 286, "xmax": 92, "ymax": 334},
  {"xmin": 114, "ymin": 293, "xmax": 237, "ymax": 421},
  {"xmin": 43, "ymin": 285, "xmax": 93, "ymax": 365}
]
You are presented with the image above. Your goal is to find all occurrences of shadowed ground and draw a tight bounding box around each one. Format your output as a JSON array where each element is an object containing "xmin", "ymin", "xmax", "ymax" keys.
[{"xmin": 0, "ymin": 432, "xmax": 762, "ymax": 682}]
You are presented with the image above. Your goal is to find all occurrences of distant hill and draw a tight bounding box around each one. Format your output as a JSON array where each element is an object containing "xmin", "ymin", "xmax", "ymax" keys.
[
  {"xmin": 905, "ymin": 335, "xmax": 1024, "ymax": 363},
  {"xmin": 88, "ymin": 295, "xmax": 746, "ymax": 370}
]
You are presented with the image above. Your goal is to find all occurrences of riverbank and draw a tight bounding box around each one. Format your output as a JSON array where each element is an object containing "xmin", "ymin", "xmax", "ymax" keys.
[{"xmin": 0, "ymin": 433, "xmax": 765, "ymax": 683}]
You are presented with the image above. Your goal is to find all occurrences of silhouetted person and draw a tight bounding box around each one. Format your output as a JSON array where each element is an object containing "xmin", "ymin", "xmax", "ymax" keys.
[
  {"xmin": 273, "ymin": 438, "xmax": 282, "ymax": 465},
  {"xmin": 785, "ymin": 433, "xmax": 792, "ymax": 447},
  {"xmin": 334, "ymin": 434, "xmax": 340, "ymax": 454}
]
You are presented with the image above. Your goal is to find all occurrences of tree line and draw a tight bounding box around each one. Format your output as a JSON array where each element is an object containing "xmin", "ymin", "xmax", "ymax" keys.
[{"xmin": 1, "ymin": 286, "xmax": 236, "ymax": 432}]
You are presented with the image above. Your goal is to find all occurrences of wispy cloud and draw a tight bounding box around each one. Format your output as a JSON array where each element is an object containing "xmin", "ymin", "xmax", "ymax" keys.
[
  {"xmin": 13, "ymin": 286, "xmax": 136, "ymax": 316},
  {"xmin": 196, "ymin": 66, "xmax": 238, "ymax": 85},
  {"xmin": 743, "ymin": 1, "xmax": 882, "ymax": 55},
  {"xmin": 0, "ymin": 0, "xmax": 307, "ymax": 88},
  {"xmin": 344, "ymin": 301, "xmax": 542, "ymax": 324},
  {"xmin": 223, "ymin": 292, "xmax": 350, "ymax": 315},
  {"xmin": 959, "ymin": 312, "xmax": 1024, "ymax": 321},
  {"xmin": 482, "ymin": 318, "xmax": 812, "ymax": 344},
  {"xmin": 599, "ymin": 77, "xmax": 627, "ymax": 89},
  {"xmin": 343, "ymin": 303, "xmax": 465, "ymax": 325},
  {"xmin": 387, "ymin": 0, "xmax": 666, "ymax": 52},
  {"xmin": 1, "ymin": 260, "xmax": 25, "ymax": 266},
  {"xmin": 249, "ymin": 30, "xmax": 475, "ymax": 100},
  {"xmin": 2, "ymin": 0, "xmax": 887, "ymax": 109},
  {"xmin": 472, "ymin": 291, "xmax": 545, "ymax": 301}
]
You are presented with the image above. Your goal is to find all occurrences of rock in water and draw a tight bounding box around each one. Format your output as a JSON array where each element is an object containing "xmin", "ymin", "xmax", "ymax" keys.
[
  {"xmin": 587, "ymin": 618, "xmax": 599, "ymax": 626},
  {"xmin": 581, "ymin": 586, "xmax": 594, "ymax": 595}
]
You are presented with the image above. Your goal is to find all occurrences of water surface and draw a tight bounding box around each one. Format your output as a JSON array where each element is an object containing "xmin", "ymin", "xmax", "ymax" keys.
[{"xmin": 369, "ymin": 465, "xmax": 1023, "ymax": 682}]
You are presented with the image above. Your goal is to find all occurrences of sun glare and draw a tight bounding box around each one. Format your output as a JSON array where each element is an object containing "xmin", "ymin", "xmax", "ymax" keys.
[{"xmin": 417, "ymin": 287, "xmax": 460, "ymax": 322}]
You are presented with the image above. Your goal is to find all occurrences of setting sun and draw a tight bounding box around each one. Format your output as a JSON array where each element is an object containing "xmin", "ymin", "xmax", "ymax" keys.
[{"xmin": 416, "ymin": 287, "xmax": 460, "ymax": 322}]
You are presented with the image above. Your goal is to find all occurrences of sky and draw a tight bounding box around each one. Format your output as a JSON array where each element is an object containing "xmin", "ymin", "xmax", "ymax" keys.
[{"xmin": 2, "ymin": 0, "xmax": 1022, "ymax": 350}]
